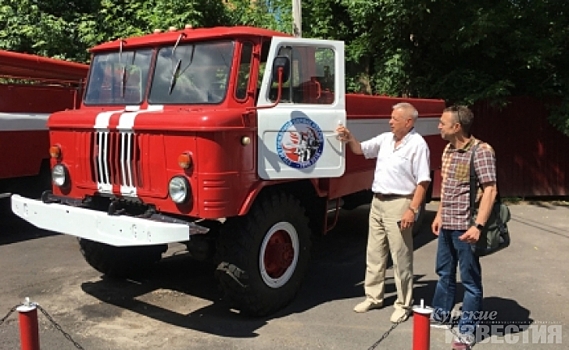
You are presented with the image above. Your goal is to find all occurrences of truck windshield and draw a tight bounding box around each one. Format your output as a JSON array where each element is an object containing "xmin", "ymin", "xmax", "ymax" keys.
[
  {"xmin": 149, "ymin": 41, "xmax": 234, "ymax": 104},
  {"xmin": 84, "ymin": 49, "xmax": 152, "ymax": 105}
]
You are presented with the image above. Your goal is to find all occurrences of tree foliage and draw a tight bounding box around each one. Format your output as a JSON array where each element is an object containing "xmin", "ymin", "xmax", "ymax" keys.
[
  {"xmin": 0, "ymin": 0, "xmax": 229, "ymax": 62},
  {"xmin": 1, "ymin": 0, "xmax": 569, "ymax": 134},
  {"xmin": 227, "ymin": 0, "xmax": 293, "ymax": 33},
  {"xmin": 303, "ymin": 0, "xmax": 569, "ymax": 135}
]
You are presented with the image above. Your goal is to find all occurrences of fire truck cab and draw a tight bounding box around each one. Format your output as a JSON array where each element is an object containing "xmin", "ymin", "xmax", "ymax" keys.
[{"xmin": 12, "ymin": 26, "xmax": 445, "ymax": 316}]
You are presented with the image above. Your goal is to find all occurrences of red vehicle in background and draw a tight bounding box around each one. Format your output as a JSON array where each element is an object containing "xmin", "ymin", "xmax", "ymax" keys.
[
  {"xmin": 0, "ymin": 50, "xmax": 88, "ymax": 199},
  {"xmin": 11, "ymin": 27, "xmax": 447, "ymax": 316}
]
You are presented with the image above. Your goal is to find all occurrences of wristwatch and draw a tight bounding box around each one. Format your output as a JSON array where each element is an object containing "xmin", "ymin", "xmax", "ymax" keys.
[
  {"xmin": 474, "ymin": 223, "xmax": 485, "ymax": 231},
  {"xmin": 409, "ymin": 207, "xmax": 419, "ymax": 215}
]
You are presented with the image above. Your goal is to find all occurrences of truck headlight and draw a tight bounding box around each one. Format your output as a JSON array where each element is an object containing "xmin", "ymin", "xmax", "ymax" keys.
[
  {"xmin": 52, "ymin": 164, "xmax": 68, "ymax": 187},
  {"xmin": 168, "ymin": 176, "xmax": 189, "ymax": 204}
]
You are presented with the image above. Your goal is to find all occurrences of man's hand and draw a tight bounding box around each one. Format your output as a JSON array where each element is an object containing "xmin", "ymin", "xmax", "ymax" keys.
[
  {"xmin": 458, "ymin": 226, "xmax": 481, "ymax": 244},
  {"xmin": 400, "ymin": 209, "xmax": 415, "ymax": 230},
  {"xmin": 336, "ymin": 124, "xmax": 363, "ymax": 154},
  {"xmin": 336, "ymin": 125, "xmax": 352, "ymax": 143},
  {"xmin": 431, "ymin": 214, "xmax": 442, "ymax": 236}
]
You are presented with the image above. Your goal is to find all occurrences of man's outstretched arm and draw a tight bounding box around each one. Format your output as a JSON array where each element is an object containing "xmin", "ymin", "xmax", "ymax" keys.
[{"xmin": 336, "ymin": 124, "xmax": 363, "ymax": 155}]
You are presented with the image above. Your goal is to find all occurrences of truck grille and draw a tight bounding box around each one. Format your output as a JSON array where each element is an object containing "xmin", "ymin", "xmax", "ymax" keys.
[{"xmin": 91, "ymin": 130, "xmax": 142, "ymax": 196}]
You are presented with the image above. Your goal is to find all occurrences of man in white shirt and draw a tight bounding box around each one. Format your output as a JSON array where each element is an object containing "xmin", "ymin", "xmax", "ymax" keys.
[{"xmin": 336, "ymin": 102, "xmax": 431, "ymax": 323}]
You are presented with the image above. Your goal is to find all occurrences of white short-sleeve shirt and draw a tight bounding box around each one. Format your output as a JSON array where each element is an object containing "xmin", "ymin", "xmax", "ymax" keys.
[{"xmin": 360, "ymin": 129, "xmax": 431, "ymax": 195}]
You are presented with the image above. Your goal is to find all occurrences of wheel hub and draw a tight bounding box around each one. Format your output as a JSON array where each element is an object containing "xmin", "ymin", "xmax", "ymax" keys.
[
  {"xmin": 264, "ymin": 230, "xmax": 294, "ymax": 278},
  {"xmin": 259, "ymin": 221, "xmax": 301, "ymax": 288}
]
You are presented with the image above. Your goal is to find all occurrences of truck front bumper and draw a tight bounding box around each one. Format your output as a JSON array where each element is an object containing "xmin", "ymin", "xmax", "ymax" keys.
[{"xmin": 11, "ymin": 195, "xmax": 203, "ymax": 247}]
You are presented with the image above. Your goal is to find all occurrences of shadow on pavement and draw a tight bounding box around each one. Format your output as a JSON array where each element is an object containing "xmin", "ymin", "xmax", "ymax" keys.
[
  {"xmin": 0, "ymin": 199, "xmax": 59, "ymax": 245},
  {"xmin": 80, "ymin": 257, "xmax": 265, "ymax": 338},
  {"xmin": 79, "ymin": 207, "xmax": 440, "ymax": 337},
  {"xmin": 413, "ymin": 281, "xmax": 533, "ymax": 342},
  {"xmin": 480, "ymin": 297, "xmax": 534, "ymax": 337}
]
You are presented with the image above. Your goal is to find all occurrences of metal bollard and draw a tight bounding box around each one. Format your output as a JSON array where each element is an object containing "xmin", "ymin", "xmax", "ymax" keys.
[
  {"xmin": 412, "ymin": 299, "xmax": 433, "ymax": 350},
  {"xmin": 17, "ymin": 297, "xmax": 40, "ymax": 350}
]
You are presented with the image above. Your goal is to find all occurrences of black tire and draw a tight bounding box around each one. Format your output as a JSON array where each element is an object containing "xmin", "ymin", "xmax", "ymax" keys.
[
  {"xmin": 215, "ymin": 191, "xmax": 311, "ymax": 316},
  {"xmin": 78, "ymin": 238, "xmax": 167, "ymax": 278}
]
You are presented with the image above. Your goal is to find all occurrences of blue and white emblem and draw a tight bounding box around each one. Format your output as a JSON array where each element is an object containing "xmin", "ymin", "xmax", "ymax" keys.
[{"xmin": 276, "ymin": 117, "xmax": 324, "ymax": 169}]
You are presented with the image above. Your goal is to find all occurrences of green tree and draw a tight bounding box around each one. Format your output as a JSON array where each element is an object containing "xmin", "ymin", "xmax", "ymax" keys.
[
  {"xmin": 0, "ymin": 0, "xmax": 91, "ymax": 60},
  {"xmin": 2, "ymin": 0, "xmax": 569, "ymax": 135},
  {"xmin": 405, "ymin": 0, "xmax": 569, "ymax": 134},
  {"xmin": 304, "ymin": 0, "xmax": 569, "ymax": 135},
  {"xmin": 226, "ymin": 0, "xmax": 293, "ymax": 33},
  {"xmin": 0, "ymin": 0, "xmax": 230, "ymax": 62},
  {"xmin": 301, "ymin": 0, "xmax": 415, "ymax": 96}
]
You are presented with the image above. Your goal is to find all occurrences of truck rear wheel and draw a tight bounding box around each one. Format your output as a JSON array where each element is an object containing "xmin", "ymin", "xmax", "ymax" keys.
[
  {"xmin": 78, "ymin": 238, "xmax": 167, "ymax": 278},
  {"xmin": 215, "ymin": 191, "xmax": 311, "ymax": 316}
]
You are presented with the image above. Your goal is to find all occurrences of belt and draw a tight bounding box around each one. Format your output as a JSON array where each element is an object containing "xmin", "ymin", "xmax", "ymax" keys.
[{"xmin": 374, "ymin": 193, "xmax": 413, "ymax": 200}]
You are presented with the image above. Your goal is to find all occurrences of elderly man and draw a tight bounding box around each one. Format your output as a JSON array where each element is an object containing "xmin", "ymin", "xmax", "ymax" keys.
[{"xmin": 336, "ymin": 102, "xmax": 431, "ymax": 323}]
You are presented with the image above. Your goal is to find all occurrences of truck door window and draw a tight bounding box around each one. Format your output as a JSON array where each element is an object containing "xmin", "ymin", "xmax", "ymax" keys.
[
  {"xmin": 84, "ymin": 49, "xmax": 152, "ymax": 105},
  {"xmin": 235, "ymin": 42, "xmax": 253, "ymax": 101},
  {"xmin": 315, "ymin": 48, "xmax": 335, "ymax": 103},
  {"xmin": 269, "ymin": 46, "xmax": 295, "ymax": 103},
  {"xmin": 268, "ymin": 46, "xmax": 335, "ymax": 105},
  {"xmin": 149, "ymin": 41, "xmax": 234, "ymax": 104},
  {"xmin": 256, "ymin": 41, "xmax": 271, "ymax": 104}
]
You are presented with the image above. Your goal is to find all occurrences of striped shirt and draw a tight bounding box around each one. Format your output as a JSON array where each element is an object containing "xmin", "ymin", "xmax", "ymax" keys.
[{"xmin": 440, "ymin": 138, "xmax": 496, "ymax": 230}]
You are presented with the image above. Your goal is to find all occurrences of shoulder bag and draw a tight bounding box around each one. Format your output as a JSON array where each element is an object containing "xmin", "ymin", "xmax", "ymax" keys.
[{"xmin": 470, "ymin": 142, "xmax": 511, "ymax": 256}]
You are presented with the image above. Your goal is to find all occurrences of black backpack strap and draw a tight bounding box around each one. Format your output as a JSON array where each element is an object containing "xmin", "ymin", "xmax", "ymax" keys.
[
  {"xmin": 470, "ymin": 141, "xmax": 504, "ymax": 227},
  {"xmin": 469, "ymin": 142, "xmax": 480, "ymax": 225}
]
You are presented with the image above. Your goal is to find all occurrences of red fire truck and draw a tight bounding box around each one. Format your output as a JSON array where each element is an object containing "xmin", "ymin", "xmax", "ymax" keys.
[
  {"xmin": 0, "ymin": 50, "xmax": 88, "ymax": 199},
  {"xmin": 11, "ymin": 26, "xmax": 446, "ymax": 316}
]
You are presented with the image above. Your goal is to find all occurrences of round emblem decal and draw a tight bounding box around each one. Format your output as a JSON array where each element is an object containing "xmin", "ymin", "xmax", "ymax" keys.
[{"xmin": 276, "ymin": 117, "xmax": 324, "ymax": 169}]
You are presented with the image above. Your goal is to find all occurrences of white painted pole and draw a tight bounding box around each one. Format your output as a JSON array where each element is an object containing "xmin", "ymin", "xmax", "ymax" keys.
[{"xmin": 292, "ymin": 0, "xmax": 302, "ymax": 37}]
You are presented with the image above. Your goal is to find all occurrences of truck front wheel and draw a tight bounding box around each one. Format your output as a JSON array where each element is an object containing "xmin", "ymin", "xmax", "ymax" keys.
[
  {"xmin": 215, "ymin": 191, "xmax": 311, "ymax": 316},
  {"xmin": 78, "ymin": 239, "xmax": 167, "ymax": 278}
]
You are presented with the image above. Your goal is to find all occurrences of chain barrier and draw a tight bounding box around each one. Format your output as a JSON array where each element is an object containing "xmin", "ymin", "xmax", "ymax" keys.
[
  {"xmin": 0, "ymin": 305, "xmax": 19, "ymax": 326},
  {"xmin": 446, "ymin": 323, "xmax": 474, "ymax": 350},
  {"xmin": 367, "ymin": 310, "xmax": 410, "ymax": 350},
  {"xmin": 1, "ymin": 302, "xmax": 476, "ymax": 350},
  {"xmin": 36, "ymin": 305, "xmax": 85, "ymax": 350},
  {"xmin": 0, "ymin": 303, "xmax": 85, "ymax": 350},
  {"xmin": 366, "ymin": 310, "xmax": 474, "ymax": 350}
]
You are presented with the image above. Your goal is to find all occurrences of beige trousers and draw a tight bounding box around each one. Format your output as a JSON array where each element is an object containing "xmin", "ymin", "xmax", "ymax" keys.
[{"xmin": 364, "ymin": 196, "xmax": 414, "ymax": 311}]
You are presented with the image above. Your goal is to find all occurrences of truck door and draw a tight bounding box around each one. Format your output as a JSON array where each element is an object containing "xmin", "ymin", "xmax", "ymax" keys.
[{"xmin": 256, "ymin": 37, "xmax": 346, "ymax": 180}]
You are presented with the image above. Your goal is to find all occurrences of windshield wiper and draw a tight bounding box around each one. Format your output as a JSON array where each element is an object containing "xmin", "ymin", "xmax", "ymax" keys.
[
  {"xmin": 119, "ymin": 40, "xmax": 126, "ymax": 97},
  {"xmin": 169, "ymin": 59, "xmax": 182, "ymax": 94},
  {"xmin": 168, "ymin": 34, "xmax": 185, "ymax": 95}
]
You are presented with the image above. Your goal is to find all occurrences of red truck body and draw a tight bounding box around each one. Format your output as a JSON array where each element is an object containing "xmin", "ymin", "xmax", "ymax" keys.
[
  {"xmin": 12, "ymin": 26, "xmax": 446, "ymax": 316},
  {"xmin": 0, "ymin": 50, "xmax": 88, "ymax": 196}
]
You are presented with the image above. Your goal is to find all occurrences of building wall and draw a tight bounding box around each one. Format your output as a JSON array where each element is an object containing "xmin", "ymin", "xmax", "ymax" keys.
[{"xmin": 471, "ymin": 97, "xmax": 569, "ymax": 197}]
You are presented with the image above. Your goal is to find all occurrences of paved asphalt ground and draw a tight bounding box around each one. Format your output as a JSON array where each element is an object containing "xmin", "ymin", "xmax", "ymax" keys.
[{"xmin": 0, "ymin": 199, "xmax": 567, "ymax": 350}]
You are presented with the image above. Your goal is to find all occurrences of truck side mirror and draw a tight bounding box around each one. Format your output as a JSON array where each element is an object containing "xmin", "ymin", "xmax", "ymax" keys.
[{"xmin": 272, "ymin": 56, "xmax": 290, "ymax": 83}]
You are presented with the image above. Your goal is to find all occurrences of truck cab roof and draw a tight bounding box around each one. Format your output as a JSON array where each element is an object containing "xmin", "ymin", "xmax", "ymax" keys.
[{"xmin": 90, "ymin": 26, "xmax": 292, "ymax": 53}]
